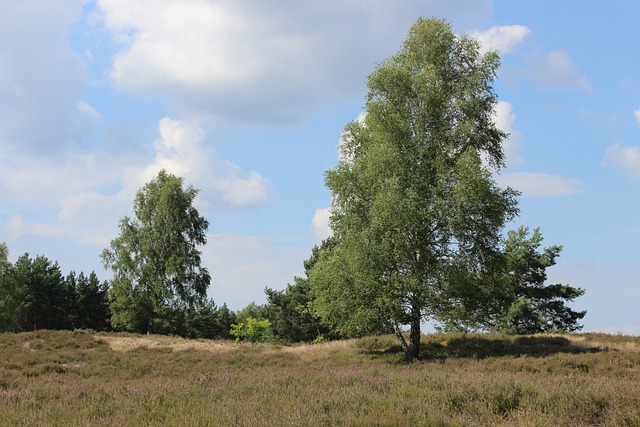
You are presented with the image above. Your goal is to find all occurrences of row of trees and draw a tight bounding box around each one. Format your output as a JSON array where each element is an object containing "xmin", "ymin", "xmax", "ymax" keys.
[
  {"xmin": 0, "ymin": 241, "xmax": 239, "ymax": 338},
  {"xmin": 0, "ymin": 245, "xmax": 109, "ymax": 332},
  {"xmin": 1, "ymin": 225, "xmax": 584, "ymax": 345},
  {"xmin": 235, "ymin": 225, "xmax": 585, "ymax": 347}
]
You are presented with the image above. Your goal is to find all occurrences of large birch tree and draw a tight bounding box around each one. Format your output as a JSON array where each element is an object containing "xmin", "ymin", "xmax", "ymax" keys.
[
  {"xmin": 102, "ymin": 170, "xmax": 211, "ymax": 333},
  {"xmin": 309, "ymin": 18, "xmax": 519, "ymax": 360}
]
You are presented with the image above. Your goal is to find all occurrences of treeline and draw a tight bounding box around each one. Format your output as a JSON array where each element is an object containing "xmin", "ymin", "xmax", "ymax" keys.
[
  {"xmin": 0, "ymin": 246, "xmax": 108, "ymax": 332},
  {"xmin": 227, "ymin": 227, "xmax": 588, "ymax": 345},
  {"xmin": 0, "ymin": 238, "xmax": 338, "ymax": 341},
  {"xmin": 0, "ymin": 226, "xmax": 586, "ymax": 342},
  {"xmin": 0, "ymin": 237, "xmax": 380, "ymax": 342},
  {"xmin": 0, "ymin": 242, "xmax": 235, "ymax": 338},
  {"xmin": 0, "ymin": 239, "xmax": 327, "ymax": 342}
]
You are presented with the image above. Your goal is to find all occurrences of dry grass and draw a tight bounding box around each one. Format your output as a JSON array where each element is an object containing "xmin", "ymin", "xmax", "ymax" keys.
[
  {"xmin": 97, "ymin": 333, "xmax": 237, "ymax": 353},
  {"xmin": 570, "ymin": 333, "xmax": 640, "ymax": 353},
  {"xmin": 2, "ymin": 330, "xmax": 639, "ymax": 426}
]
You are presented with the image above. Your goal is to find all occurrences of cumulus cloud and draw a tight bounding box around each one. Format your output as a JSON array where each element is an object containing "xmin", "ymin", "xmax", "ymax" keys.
[
  {"xmin": 0, "ymin": 0, "xmax": 87, "ymax": 154},
  {"xmin": 496, "ymin": 172, "xmax": 583, "ymax": 197},
  {"xmin": 311, "ymin": 207, "xmax": 332, "ymax": 242},
  {"xmin": 2, "ymin": 0, "xmax": 501, "ymax": 298},
  {"xmin": 529, "ymin": 50, "xmax": 591, "ymax": 91},
  {"xmin": 634, "ymin": 109, "xmax": 640, "ymax": 123},
  {"xmin": 0, "ymin": 142, "xmax": 146, "ymax": 251},
  {"xmin": 1, "ymin": 117, "xmax": 269, "ymax": 254},
  {"xmin": 77, "ymin": 101, "xmax": 102, "ymax": 120},
  {"xmin": 202, "ymin": 233, "xmax": 308, "ymax": 309},
  {"xmin": 603, "ymin": 144, "xmax": 640, "ymax": 178},
  {"xmin": 492, "ymin": 101, "xmax": 523, "ymax": 166},
  {"xmin": 475, "ymin": 25, "xmax": 590, "ymax": 92},
  {"xmin": 97, "ymin": 0, "xmax": 492, "ymax": 124},
  {"xmin": 471, "ymin": 25, "xmax": 530, "ymax": 54},
  {"xmin": 0, "ymin": 151, "xmax": 126, "ymax": 207},
  {"xmin": 217, "ymin": 170, "xmax": 268, "ymax": 207},
  {"xmin": 142, "ymin": 118, "xmax": 269, "ymax": 209}
]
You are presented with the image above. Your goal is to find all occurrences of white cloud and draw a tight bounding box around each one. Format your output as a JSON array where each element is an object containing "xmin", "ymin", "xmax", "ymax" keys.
[
  {"xmin": 77, "ymin": 101, "xmax": 101, "ymax": 120},
  {"xmin": 143, "ymin": 118, "xmax": 269, "ymax": 209},
  {"xmin": 140, "ymin": 117, "xmax": 207, "ymax": 182},
  {"xmin": 97, "ymin": 0, "xmax": 492, "ymax": 124},
  {"xmin": 203, "ymin": 233, "xmax": 308, "ymax": 309},
  {"xmin": 475, "ymin": 26, "xmax": 589, "ymax": 93},
  {"xmin": 496, "ymin": 172, "xmax": 583, "ymax": 197},
  {"xmin": 603, "ymin": 144, "xmax": 640, "ymax": 178},
  {"xmin": 312, "ymin": 207, "xmax": 332, "ymax": 242},
  {"xmin": 471, "ymin": 25, "xmax": 530, "ymax": 54},
  {"xmin": 529, "ymin": 50, "xmax": 591, "ymax": 91},
  {"xmin": 0, "ymin": 149, "xmax": 141, "ymax": 250},
  {"xmin": 217, "ymin": 170, "xmax": 269, "ymax": 207},
  {"xmin": 0, "ymin": 151, "xmax": 128, "ymax": 207},
  {"xmin": 634, "ymin": 109, "xmax": 640, "ymax": 123},
  {"xmin": 1, "ymin": 117, "xmax": 269, "ymax": 254},
  {"xmin": 492, "ymin": 101, "xmax": 523, "ymax": 166},
  {"xmin": 0, "ymin": 0, "xmax": 87, "ymax": 154}
]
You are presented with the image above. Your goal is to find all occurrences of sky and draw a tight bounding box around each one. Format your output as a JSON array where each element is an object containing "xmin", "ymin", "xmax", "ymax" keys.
[{"xmin": 1, "ymin": 0, "xmax": 639, "ymax": 334}]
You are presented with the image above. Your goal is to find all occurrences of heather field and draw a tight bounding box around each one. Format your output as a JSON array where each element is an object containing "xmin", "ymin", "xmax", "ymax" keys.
[{"xmin": 1, "ymin": 330, "xmax": 639, "ymax": 426}]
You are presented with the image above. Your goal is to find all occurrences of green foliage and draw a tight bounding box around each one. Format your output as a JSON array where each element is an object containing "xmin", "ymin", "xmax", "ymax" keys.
[
  {"xmin": 310, "ymin": 18, "xmax": 518, "ymax": 360},
  {"xmin": 439, "ymin": 227, "xmax": 586, "ymax": 334},
  {"xmin": 229, "ymin": 322, "xmax": 245, "ymax": 343},
  {"xmin": 234, "ymin": 302, "xmax": 266, "ymax": 326},
  {"xmin": 182, "ymin": 298, "xmax": 216, "ymax": 338},
  {"xmin": 0, "ymin": 242, "xmax": 111, "ymax": 333},
  {"xmin": 230, "ymin": 317, "xmax": 272, "ymax": 343},
  {"xmin": 309, "ymin": 243, "xmax": 394, "ymax": 338},
  {"xmin": 74, "ymin": 272, "xmax": 110, "ymax": 331},
  {"xmin": 181, "ymin": 298, "xmax": 237, "ymax": 339},
  {"xmin": 101, "ymin": 170, "xmax": 211, "ymax": 334},
  {"xmin": 245, "ymin": 317, "xmax": 272, "ymax": 343},
  {"xmin": 264, "ymin": 237, "xmax": 342, "ymax": 343},
  {"xmin": 14, "ymin": 253, "xmax": 70, "ymax": 330},
  {"xmin": 0, "ymin": 243, "xmax": 26, "ymax": 332},
  {"xmin": 215, "ymin": 303, "xmax": 238, "ymax": 340},
  {"xmin": 498, "ymin": 227, "xmax": 586, "ymax": 334}
]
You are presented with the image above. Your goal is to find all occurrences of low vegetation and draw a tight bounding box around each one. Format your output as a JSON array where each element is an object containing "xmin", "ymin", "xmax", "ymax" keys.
[{"xmin": 2, "ymin": 330, "xmax": 639, "ymax": 426}]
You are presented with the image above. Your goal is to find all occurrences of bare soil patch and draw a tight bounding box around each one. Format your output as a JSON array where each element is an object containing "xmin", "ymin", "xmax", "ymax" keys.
[{"xmin": 96, "ymin": 334, "xmax": 237, "ymax": 353}]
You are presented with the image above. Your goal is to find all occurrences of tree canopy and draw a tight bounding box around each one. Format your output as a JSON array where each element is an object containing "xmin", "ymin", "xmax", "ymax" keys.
[
  {"xmin": 309, "ymin": 18, "xmax": 519, "ymax": 360},
  {"xmin": 0, "ymin": 243, "xmax": 110, "ymax": 333},
  {"xmin": 264, "ymin": 236, "xmax": 345, "ymax": 343},
  {"xmin": 101, "ymin": 170, "xmax": 211, "ymax": 334},
  {"xmin": 437, "ymin": 227, "xmax": 586, "ymax": 334},
  {"xmin": 498, "ymin": 227, "xmax": 586, "ymax": 334},
  {"xmin": 0, "ymin": 242, "xmax": 25, "ymax": 332}
]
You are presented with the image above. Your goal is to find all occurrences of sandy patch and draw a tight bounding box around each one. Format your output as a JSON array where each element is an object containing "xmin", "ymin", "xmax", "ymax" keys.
[{"xmin": 95, "ymin": 334, "xmax": 238, "ymax": 353}]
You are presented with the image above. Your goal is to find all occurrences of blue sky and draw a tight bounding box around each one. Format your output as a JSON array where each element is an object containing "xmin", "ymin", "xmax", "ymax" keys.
[{"xmin": 1, "ymin": 0, "xmax": 639, "ymax": 334}]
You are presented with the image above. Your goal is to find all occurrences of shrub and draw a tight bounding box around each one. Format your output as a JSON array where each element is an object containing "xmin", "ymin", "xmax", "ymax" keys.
[{"xmin": 230, "ymin": 317, "xmax": 272, "ymax": 343}]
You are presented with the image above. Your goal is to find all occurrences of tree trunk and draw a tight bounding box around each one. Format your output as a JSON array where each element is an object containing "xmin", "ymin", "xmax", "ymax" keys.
[
  {"xmin": 393, "ymin": 310, "xmax": 421, "ymax": 361},
  {"xmin": 409, "ymin": 315, "xmax": 421, "ymax": 360},
  {"xmin": 408, "ymin": 302, "xmax": 421, "ymax": 360},
  {"xmin": 393, "ymin": 322, "xmax": 412, "ymax": 361}
]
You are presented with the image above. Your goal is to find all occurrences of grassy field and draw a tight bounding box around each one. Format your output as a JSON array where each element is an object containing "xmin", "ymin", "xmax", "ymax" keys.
[{"xmin": 1, "ymin": 330, "xmax": 639, "ymax": 426}]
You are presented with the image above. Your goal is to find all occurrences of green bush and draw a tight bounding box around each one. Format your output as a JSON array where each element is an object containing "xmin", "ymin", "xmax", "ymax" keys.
[{"xmin": 230, "ymin": 317, "xmax": 272, "ymax": 343}]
